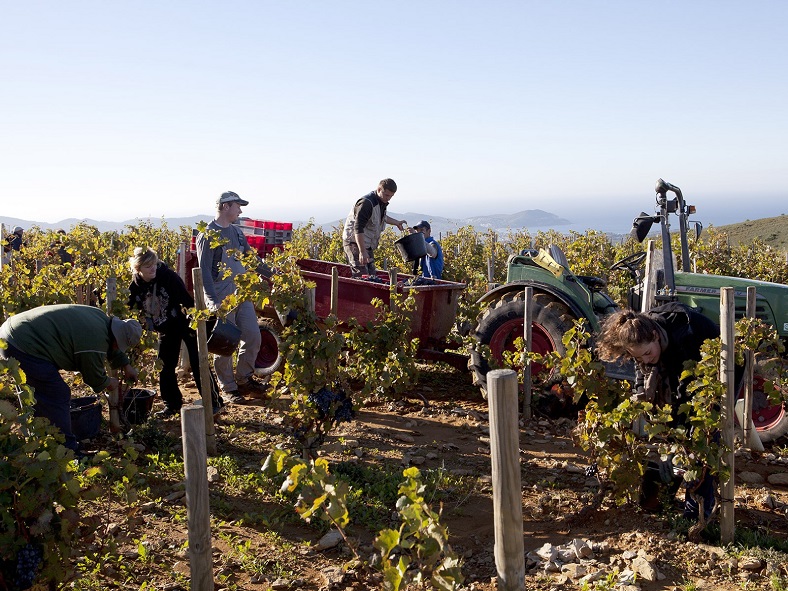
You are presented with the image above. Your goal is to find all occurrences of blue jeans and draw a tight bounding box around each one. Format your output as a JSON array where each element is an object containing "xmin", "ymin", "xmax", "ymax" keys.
[{"xmin": 2, "ymin": 343, "xmax": 78, "ymax": 451}]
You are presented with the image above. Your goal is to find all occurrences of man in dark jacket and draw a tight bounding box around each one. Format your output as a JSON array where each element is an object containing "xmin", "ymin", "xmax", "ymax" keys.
[
  {"xmin": 0, "ymin": 304, "xmax": 142, "ymax": 451},
  {"xmin": 342, "ymin": 178, "xmax": 408, "ymax": 277}
]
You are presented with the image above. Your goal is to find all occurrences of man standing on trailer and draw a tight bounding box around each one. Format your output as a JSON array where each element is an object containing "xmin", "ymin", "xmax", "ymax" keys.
[
  {"xmin": 196, "ymin": 191, "xmax": 268, "ymax": 404},
  {"xmin": 343, "ymin": 178, "xmax": 408, "ymax": 278}
]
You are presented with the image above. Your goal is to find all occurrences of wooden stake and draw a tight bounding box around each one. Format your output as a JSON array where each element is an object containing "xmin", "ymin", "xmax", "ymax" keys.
[
  {"xmin": 522, "ymin": 287, "xmax": 533, "ymax": 419},
  {"xmin": 488, "ymin": 369, "xmax": 525, "ymax": 591},
  {"xmin": 178, "ymin": 241, "xmax": 188, "ymax": 282},
  {"xmin": 178, "ymin": 241, "xmax": 191, "ymax": 373},
  {"xmin": 305, "ymin": 286, "xmax": 316, "ymax": 313},
  {"xmin": 389, "ymin": 269, "xmax": 398, "ymax": 313},
  {"xmin": 743, "ymin": 287, "xmax": 757, "ymax": 450},
  {"xmin": 330, "ymin": 266, "xmax": 339, "ymax": 316},
  {"xmin": 105, "ymin": 277, "xmax": 123, "ymax": 432},
  {"xmin": 720, "ymin": 287, "xmax": 735, "ymax": 544},
  {"xmin": 191, "ymin": 267, "xmax": 218, "ymax": 456},
  {"xmin": 181, "ymin": 404, "xmax": 214, "ymax": 590},
  {"xmin": 640, "ymin": 240, "xmax": 658, "ymax": 312}
]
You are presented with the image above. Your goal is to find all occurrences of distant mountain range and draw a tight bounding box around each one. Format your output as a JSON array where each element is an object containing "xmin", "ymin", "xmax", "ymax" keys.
[{"xmin": 0, "ymin": 209, "xmax": 573, "ymax": 238}]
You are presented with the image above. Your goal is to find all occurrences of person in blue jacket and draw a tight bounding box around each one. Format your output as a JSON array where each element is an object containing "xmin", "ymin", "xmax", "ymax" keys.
[{"xmin": 412, "ymin": 220, "xmax": 443, "ymax": 280}]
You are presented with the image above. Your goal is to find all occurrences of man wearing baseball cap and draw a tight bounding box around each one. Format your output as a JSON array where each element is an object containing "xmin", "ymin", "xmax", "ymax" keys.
[
  {"xmin": 195, "ymin": 191, "xmax": 267, "ymax": 404},
  {"xmin": 0, "ymin": 304, "xmax": 142, "ymax": 452},
  {"xmin": 412, "ymin": 220, "xmax": 444, "ymax": 280}
]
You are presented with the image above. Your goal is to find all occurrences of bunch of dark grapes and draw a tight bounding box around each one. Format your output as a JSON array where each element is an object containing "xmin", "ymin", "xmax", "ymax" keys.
[
  {"xmin": 15, "ymin": 542, "xmax": 43, "ymax": 590},
  {"xmin": 308, "ymin": 388, "xmax": 355, "ymax": 424},
  {"xmin": 584, "ymin": 463, "xmax": 599, "ymax": 478}
]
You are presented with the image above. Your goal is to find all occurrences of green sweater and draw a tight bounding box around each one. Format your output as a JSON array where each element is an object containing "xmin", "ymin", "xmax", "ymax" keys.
[{"xmin": 0, "ymin": 304, "xmax": 130, "ymax": 392}]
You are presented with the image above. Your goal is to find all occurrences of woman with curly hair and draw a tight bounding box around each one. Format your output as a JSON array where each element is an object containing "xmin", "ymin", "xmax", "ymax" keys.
[{"xmin": 596, "ymin": 301, "xmax": 720, "ymax": 519}]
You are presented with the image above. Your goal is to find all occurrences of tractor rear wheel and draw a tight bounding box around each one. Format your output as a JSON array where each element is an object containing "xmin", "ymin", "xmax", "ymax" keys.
[
  {"xmin": 255, "ymin": 318, "xmax": 284, "ymax": 377},
  {"xmin": 468, "ymin": 291, "xmax": 576, "ymax": 398}
]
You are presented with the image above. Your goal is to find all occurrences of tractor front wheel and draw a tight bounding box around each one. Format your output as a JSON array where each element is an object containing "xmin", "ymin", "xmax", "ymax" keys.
[{"xmin": 469, "ymin": 291, "xmax": 576, "ymax": 398}]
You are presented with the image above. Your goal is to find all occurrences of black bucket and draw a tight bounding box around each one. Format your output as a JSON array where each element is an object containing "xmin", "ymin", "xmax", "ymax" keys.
[
  {"xmin": 206, "ymin": 318, "xmax": 242, "ymax": 356},
  {"xmin": 70, "ymin": 396, "xmax": 102, "ymax": 440},
  {"xmin": 394, "ymin": 232, "xmax": 427, "ymax": 263},
  {"xmin": 122, "ymin": 388, "xmax": 156, "ymax": 425}
]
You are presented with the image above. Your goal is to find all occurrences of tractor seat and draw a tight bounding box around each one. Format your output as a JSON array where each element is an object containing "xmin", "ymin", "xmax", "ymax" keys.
[
  {"xmin": 576, "ymin": 275, "xmax": 608, "ymax": 292},
  {"xmin": 548, "ymin": 245, "xmax": 570, "ymax": 268}
]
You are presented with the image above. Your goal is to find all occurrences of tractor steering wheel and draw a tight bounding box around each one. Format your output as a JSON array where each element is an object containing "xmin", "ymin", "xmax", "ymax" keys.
[{"xmin": 610, "ymin": 251, "xmax": 648, "ymax": 274}]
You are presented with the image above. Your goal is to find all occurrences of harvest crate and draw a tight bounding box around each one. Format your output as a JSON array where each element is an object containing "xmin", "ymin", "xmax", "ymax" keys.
[
  {"xmin": 181, "ymin": 218, "xmax": 292, "ymax": 291},
  {"xmin": 188, "ymin": 219, "xmax": 292, "ymax": 254}
]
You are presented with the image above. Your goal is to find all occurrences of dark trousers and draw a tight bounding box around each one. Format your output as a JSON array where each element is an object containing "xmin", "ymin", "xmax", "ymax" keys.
[
  {"xmin": 2, "ymin": 343, "xmax": 78, "ymax": 451},
  {"xmin": 158, "ymin": 326, "xmax": 220, "ymax": 411}
]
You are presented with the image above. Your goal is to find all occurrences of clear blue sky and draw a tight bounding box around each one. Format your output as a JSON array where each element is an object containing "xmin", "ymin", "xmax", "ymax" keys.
[{"xmin": 2, "ymin": 1, "xmax": 786, "ymax": 232}]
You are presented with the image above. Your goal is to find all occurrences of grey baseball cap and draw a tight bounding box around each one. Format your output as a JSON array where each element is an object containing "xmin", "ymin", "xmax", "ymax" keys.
[{"xmin": 217, "ymin": 191, "xmax": 249, "ymax": 206}]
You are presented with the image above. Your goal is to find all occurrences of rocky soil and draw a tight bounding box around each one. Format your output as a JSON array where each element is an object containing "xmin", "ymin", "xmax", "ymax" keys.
[{"xmin": 76, "ymin": 365, "xmax": 788, "ymax": 590}]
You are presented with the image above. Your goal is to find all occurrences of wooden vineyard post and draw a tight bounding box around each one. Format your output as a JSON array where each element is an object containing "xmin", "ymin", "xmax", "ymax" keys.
[
  {"xmin": 743, "ymin": 287, "xmax": 758, "ymax": 450},
  {"xmin": 488, "ymin": 231, "xmax": 497, "ymax": 287},
  {"xmin": 640, "ymin": 240, "xmax": 658, "ymax": 312},
  {"xmin": 178, "ymin": 241, "xmax": 188, "ymax": 282},
  {"xmin": 389, "ymin": 269, "xmax": 398, "ymax": 313},
  {"xmin": 178, "ymin": 241, "xmax": 191, "ymax": 373},
  {"xmin": 190, "ymin": 267, "xmax": 218, "ymax": 456},
  {"xmin": 330, "ymin": 266, "xmax": 339, "ymax": 316},
  {"xmin": 487, "ymin": 369, "xmax": 525, "ymax": 591},
  {"xmin": 720, "ymin": 287, "xmax": 736, "ymax": 544},
  {"xmin": 305, "ymin": 286, "xmax": 316, "ymax": 313},
  {"xmin": 181, "ymin": 404, "xmax": 214, "ymax": 590},
  {"xmin": 106, "ymin": 276, "xmax": 117, "ymax": 311},
  {"xmin": 522, "ymin": 286, "xmax": 533, "ymax": 419},
  {"xmin": 105, "ymin": 277, "xmax": 123, "ymax": 432}
]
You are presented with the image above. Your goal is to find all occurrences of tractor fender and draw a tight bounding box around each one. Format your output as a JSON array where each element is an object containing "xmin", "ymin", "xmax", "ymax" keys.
[{"xmin": 476, "ymin": 281, "xmax": 594, "ymax": 327}]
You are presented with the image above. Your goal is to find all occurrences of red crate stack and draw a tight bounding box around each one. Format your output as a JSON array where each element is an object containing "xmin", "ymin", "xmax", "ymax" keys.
[{"xmin": 188, "ymin": 218, "xmax": 292, "ymax": 258}]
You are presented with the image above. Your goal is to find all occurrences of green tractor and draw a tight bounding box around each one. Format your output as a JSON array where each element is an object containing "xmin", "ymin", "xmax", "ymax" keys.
[{"xmin": 469, "ymin": 179, "xmax": 788, "ymax": 439}]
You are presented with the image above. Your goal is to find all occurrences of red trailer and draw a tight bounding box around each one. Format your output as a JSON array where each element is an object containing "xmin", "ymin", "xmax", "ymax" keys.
[
  {"xmin": 178, "ymin": 220, "xmax": 468, "ymax": 375},
  {"xmin": 295, "ymin": 259, "xmax": 467, "ymax": 370}
]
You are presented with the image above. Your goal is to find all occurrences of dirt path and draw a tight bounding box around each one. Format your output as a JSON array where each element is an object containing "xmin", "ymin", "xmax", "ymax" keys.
[{"xmin": 80, "ymin": 366, "xmax": 788, "ymax": 590}]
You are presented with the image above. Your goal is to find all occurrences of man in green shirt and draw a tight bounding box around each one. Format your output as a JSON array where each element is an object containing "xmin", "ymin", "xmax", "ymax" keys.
[{"xmin": 0, "ymin": 304, "xmax": 142, "ymax": 452}]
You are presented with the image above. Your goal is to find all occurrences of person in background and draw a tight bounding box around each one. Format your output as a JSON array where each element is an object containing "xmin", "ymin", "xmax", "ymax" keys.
[
  {"xmin": 0, "ymin": 304, "xmax": 142, "ymax": 453},
  {"xmin": 343, "ymin": 178, "xmax": 408, "ymax": 278},
  {"xmin": 3, "ymin": 226, "xmax": 24, "ymax": 254},
  {"xmin": 595, "ymin": 301, "xmax": 720, "ymax": 520},
  {"xmin": 196, "ymin": 191, "xmax": 267, "ymax": 404},
  {"xmin": 128, "ymin": 247, "xmax": 224, "ymax": 418},
  {"xmin": 411, "ymin": 220, "xmax": 443, "ymax": 280},
  {"xmin": 54, "ymin": 229, "xmax": 73, "ymax": 265}
]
